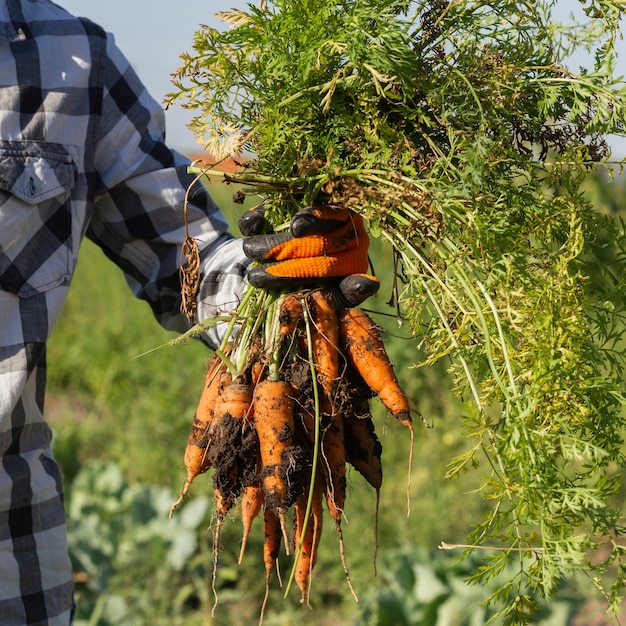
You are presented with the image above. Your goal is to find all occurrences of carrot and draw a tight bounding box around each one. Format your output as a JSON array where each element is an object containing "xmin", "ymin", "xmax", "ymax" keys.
[
  {"xmin": 260, "ymin": 506, "xmax": 282, "ymax": 625},
  {"xmin": 307, "ymin": 287, "xmax": 345, "ymax": 515},
  {"xmin": 208, "ymin": 381, "xmax": 254, "ymax": 614},
  {"xmin": 303, "ymin": 291, "xmax": 345, "ymax": 524},
  {"xmin": 317, "ymin": 402, "xmax": 357, "ymax": 602},
  {"xmin": 319, "ymin": 402, "xmax": 346, "ymax": 523},
  {"xmin": 293, "ymin": 479, "xmax": 323, "ymax": 605},
  {"xmin": 253, "ymin": 379, "xmax": 306, "ymax": 548},
  {"xmin": 338, "ymin": 307, "xmax": 413, "ymax": 429},
  {"xmin": 299, "ymin": 289, "xmax": 358, "ymax": 599},
  {"xmin": 209, "ymin": 381, "xmax": 254, "ymax": 516},
  {"xmin": 263, "ymin": 506, "xmax": 282, "ymax": 581},
  {"xmin": 339, "ymin": 307, "xmax": 416, "ymax": 516},
  {"xmin": 308, "ymin": 289, "xmax": 339, "ymax": 400},
  {"xmin": 343, "ymin": 402, "xmax": 383, "ymax": 491},
  {"xmin": 238, "ymin": 483, "xmax": 264, "ymax": 565},
  {"xmin": 251, "ymin": 360, "xmax": 265, "ymax": 386},
  {"xmin": 287, "ymin": 360, "xmax": 353, "ymax": 596},
  {"xmin": 279, "ymin": 292, "xmax": 303, "ymax": 337},
  {"xmin": 170, "ymin": 356, "xmax": 230, "ymax": 517}
]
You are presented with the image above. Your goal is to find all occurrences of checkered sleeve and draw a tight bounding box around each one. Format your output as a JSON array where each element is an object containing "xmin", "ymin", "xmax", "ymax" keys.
[{"xmin": 86, "ymin": 31, "xmax": 248, "ymax": 348}]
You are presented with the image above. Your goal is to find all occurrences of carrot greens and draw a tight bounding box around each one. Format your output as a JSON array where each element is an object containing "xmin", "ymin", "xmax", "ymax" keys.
[{"xmin": 167, "ymin": 1, "xmax": 626, "ymax": 622}]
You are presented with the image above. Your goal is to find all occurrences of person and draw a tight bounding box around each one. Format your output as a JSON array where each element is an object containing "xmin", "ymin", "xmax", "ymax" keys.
[{"xmin": 0, "ymin": 1, "xmax": 374, "ymax": 624}]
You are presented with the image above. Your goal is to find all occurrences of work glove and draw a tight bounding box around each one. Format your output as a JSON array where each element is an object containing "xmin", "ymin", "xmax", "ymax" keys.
[{"xmin": 240, "ymin": 203, "xmax": 379, "ymax": 305}]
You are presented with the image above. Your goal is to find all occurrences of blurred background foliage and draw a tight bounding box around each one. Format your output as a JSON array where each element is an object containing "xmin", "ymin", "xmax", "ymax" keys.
[{"xmin": 47, "ymin": 171, "xmax": 626, "ymax": 624}]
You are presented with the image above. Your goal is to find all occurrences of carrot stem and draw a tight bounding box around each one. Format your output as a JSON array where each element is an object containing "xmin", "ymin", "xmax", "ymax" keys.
[
  {"xmin": 214, "ymin": 348, "xmax": 237, "ymax": 379},
  {"xmin": 232, "ymin": 288, "xmax": 269, "ymax": 375},
  {"xmin": 218, "ymin": 281, "xmax": 257, "ymax": 352},
  {"xmin": 267, "ymin": 291, "xmax": 287, "ymax": 382}
]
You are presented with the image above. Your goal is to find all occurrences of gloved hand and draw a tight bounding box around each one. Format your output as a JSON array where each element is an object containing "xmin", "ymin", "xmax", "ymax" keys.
[{"xmin": 240, "ymin": 203, "xmax": 379, "ymax": 305}]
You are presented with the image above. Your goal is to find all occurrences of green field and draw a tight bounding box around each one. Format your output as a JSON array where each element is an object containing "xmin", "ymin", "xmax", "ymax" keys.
[{"xmin": 46, "ymin": 177, "xmax": 623, "ymax": 625}]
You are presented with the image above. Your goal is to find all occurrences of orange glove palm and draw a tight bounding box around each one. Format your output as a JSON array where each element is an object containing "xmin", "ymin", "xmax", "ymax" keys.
[{"xmin": 241, "ymin": 204, "xmax": 379, "ymax": 304}]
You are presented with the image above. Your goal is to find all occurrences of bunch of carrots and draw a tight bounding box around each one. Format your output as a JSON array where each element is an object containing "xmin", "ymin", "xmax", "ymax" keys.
[{"xmin": 170, "ymin": 209, "xmax": 419, "ymax": 620}]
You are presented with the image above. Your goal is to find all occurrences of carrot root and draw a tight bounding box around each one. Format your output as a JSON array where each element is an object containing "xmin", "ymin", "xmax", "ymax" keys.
[
  {"xmin": 335, "ymin": 519, "xmax": 359, "ymax": 604},
  {"xmin": 308, "ymin": 289, "xmax": 340, "ymax": 401},
  {"xmin": 239, "ymin": 483, "xmax": 263, "ymax": 565},
  {"xmin": 293, "ymin": 481, "xmax": 323, "ymax": 606}
]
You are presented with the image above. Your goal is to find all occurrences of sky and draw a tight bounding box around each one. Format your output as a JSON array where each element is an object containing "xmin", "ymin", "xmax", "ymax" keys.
[
  {"xmin": 55, "ymin": 1, "xmax": 626, "ymax": 158},
  {"xmin": 56, "ymin": 0, "xmax": 250, "ymax": 155}
]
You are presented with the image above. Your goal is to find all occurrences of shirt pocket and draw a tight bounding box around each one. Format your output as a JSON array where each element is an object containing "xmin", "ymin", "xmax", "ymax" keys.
[{"xmin": 0, "ymin": 141, "xmax": 78, "ymax": 297}]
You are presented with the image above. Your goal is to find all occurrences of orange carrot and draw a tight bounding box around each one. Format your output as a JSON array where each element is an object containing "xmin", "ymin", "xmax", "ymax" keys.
[
  {"xmin": 320, "ymin": 402, "xmax": 346, "ymax": 524},
  {"xmin": 339, "ymin": 307, "xmax": 416, "ymax": 516},
  {"xmin": 238, "ymin": 483, "xmax": 264, "ymax": 565},
  {"xmin": 307, "ymin": 288, "xmax": 344, "ymax": 515},
  {"xmin": 209, "ymin": 381, "xmax": 254, "ymax": 517},
  {"xmin": 260, "ymin": 506, "xmax": 282, "ymax": 624},
  {"xmin": 279, "ymin": 292, "xmax": 303, "ymax": 337},
  {"xmin": 308, "ymin": 289, "xmax": 339, "ymax": 400},
  {"xmin": 251, "ymin": 360, "xmax": 265, "ymax": 386},
  {"xmin": 253, "ymin": 380, "xmax": 304, "ymax": 516},
  {"xmin": 291, "ymin": 292, "xmax": 356, "ymax": 597},
  {"xmin": 253, "ymin": 379, "xmax": 307, "ymax": 550},
  {"xmin": 339, "ymin": 307, "xmax": 413, "ymax": 429},
  {"xmin": 170, "ymin": 356, "xmax": 230, "ymax": 517},
  {"xmin": 209, "ymin": 381, "xmax": 254, "ymax": 615},
  {"xmin": 317, "ymin": 402, "xmax": 357, "ymax": 602},
  {"xmin": 304, "ymin": 289, "xmax": 345, "ymax": 521},
  {"xmin": 288, "ymin": 359, "xmax": 350, "ymax": 590},
  {"xmin": 263, "ymin": 506, "xmax": 282, "ymax": 580},
  {"xmin": 293, "ymin": 480, "xmax": 323, "ymax": 605}
]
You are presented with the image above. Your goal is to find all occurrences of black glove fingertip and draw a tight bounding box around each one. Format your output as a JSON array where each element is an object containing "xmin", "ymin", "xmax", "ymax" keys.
[
  {"xmin": 338, "ymin": 274, "xmax": 380, "ymax": 305},
  {"xmin": 242, "ymin": 231, "xmax": 292, "ymax": 261},
  {"xmin": 238, "ymin": 202, "xmax": 267, "ymax": 236},
  {"xmin": 290, "ymin": 212, "xmax": 318, "ymax": 238},
  {"xmin": 246, "ymin": 265, "xmax": 292, "ymax": 288},
  {"xmin": 290, "ymin": 205, "xmax": 345, "ymax": 237}
]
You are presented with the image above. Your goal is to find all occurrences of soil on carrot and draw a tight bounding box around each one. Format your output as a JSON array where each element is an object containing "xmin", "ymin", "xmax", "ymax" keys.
[
  {"xmin": 208, "ymin": 413, "xmax": 244, "ymax": 497},
  {"xmin": 261, "ymin": 445, "xmax": 308, "ymax": 513},
  {"xmin": 283, "ymin": 360, "xmax": 312, "ymax": 397},
  {"xmin": 240, "ymin": 427, "xmax": 261, "ymax": 488},
  {"xmin": 344, "ymin": 414, "xmax": 382, "ymax": 468}
]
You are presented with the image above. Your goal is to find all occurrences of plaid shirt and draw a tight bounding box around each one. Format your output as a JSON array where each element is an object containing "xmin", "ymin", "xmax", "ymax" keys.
[{"xmin": 0, "ymin": 1, "xmax": 248, "ymax": 623}]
